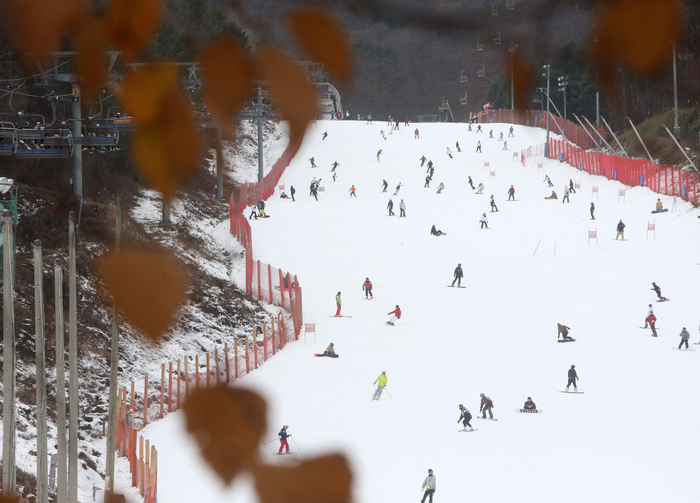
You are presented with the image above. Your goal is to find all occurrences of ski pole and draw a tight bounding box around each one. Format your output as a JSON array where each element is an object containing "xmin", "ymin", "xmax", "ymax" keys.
[
  {"xmin": 384, "ymin": 388, "xmax": 391, "ymax": 398},
  {"xmin": 291, "ymin": 436, "xmax": 300, "ymax": 451},
  {"xmin": 264, "ymin": 438, "xmax": 278, "ymax": 445}
]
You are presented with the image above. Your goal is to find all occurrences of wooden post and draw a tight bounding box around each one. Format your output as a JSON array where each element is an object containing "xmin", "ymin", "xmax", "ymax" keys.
[
  {"xmin": 253, "ymin": 327, "xmax": 258, "ymax": 369},
  {"xmin": 195, "ymin": 356, "xmax": 200, "ymax": 390},
  {"xmin": 176, "ymin": 360, "xmax": 181, "ymax": 410},
  {"xmin": 138, "ymin": 436, "xmax": 144, "ymax": 494},
  {"xmin": 214, "ymin": 348, "xmax": 220, "ymax": 386},
  {"xmin": 34, "ymin": 241, "xmax": 48, "ymax": 503},
  {"xmin": 184, "ymin": 358, "xmax": 189, "ymax": 398},
  {"xmin": 234, "ymin": 341, "xmax": 239, "ymax": 379},
  {"xmin": 278, "ymin": 268, "xmax": 285, "ymax": 308},
  {"xmin": 160, "ymin": 364, "xmax": 165, "ymax": 419},
  {"xmin": 54, "ymin": 259, "xmax": 67, "ymax": 503},
  {"xmin": 271, "ymin": 316, "xmax": 276, "ymax": 355},
  {"xmin": 131, "ymin": 381, "xmax": 135, "ymax": 413},
  {"xmin": 268, "ymin": 263, "xmax": 273, "ymax": 304},
  {"xmin": 263, "ymin": 322, "xmax": 268, "ymax": 362},
  {"xmin": 68, "ymin": 212, "xmax": 78, "ymax": 503},
  {"xmin": 245, "ymin": 337, "xmax": 249, "ymax": 374},
  {"xmin": 2, "ymin": 210, "xmax": 17, "ymax": 497},
  {"xmin": 206, "ymin": 353, "xmax": 210, "ymax": 389},
  {"xmin": 144, "ymin": 439, "xmax": 150, "ymax": 497},
  {"xmin": 224, "ymin": 343, "xmax": 230, "ymax": 384},
  {"xmin": 168, "ymin": 362, "xmax": 172, "ymax": 413},
  {"xmin": 143, "ymin": 375, "xmax": 148, "ymax": 426}
]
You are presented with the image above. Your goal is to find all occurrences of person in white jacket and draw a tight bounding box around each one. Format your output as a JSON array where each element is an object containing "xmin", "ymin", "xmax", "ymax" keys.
[
  {"xmin": 399, "ymin": 199, "xmax": 406, "ymax": 217},
  {"xmin": 644, "ymin": 304, "xmax": 653, "ymax": 328},
  {"xmin": 480, "ymin": 213, "xmax": 489, "ymax": 229},
  {"xmin": 421, "ymin": 469, "xmax": 436, "ymax": 503},
  {"xmin": 475, "ymin": 182, "xmax": 484, "ymax": 194}
]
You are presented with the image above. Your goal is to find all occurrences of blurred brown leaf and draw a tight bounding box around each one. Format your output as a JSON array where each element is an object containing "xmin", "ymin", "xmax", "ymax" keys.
[
  {"xmin": 8, "ymin": 0, "xmax": 86, "ymax": 65},
  {"xmin": 591, "ymin": 0, "xmax": 680, "ymax": 91},
  {"xmin": 288, "ymin": 8, "xmax": 354, "ymax": 86},
  {"xmin": 200, "ymin": 38, "xmax": 254, "ymax": 135},
  {"xmin": 257, "ymin": 46, "xmax": 318, "ymax": 146},
  {"xmin": 76, "ymin": 17, "xmax": 109, "ymax": 102},
  {"xmin": 253, "ymin": 454, "xmax": 353, "ymax": 503},
  {"xmin": 183, "ymin": 387, "xmax": 267, "ymax": 484},
  {"xmin": 510, "ymin": 55, "xmax": 534, "ymax": 110},
  {"xmin": 106, "ymin": 0, "xmax": 163, "ymax": 62},
  {"xmin": 100, "ymin": 247, "xmax": 187, "ymax": 342},
  {"xmin": 119, "ymin": 65, "xmax": 180, "ymax": 123}
]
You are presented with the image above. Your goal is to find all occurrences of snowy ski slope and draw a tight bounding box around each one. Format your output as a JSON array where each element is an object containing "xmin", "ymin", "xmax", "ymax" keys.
[{"xmin": 123, "ymin": 120, "xmax": 700, "ymax": 503}]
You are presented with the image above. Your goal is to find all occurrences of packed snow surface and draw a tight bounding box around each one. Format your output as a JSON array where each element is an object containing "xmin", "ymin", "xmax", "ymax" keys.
[{"xmin": 120, "ymin": 120, "xmax": 700, "ymax": 503}]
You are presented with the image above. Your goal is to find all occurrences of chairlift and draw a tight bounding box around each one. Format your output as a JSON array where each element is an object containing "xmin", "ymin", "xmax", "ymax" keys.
[
  {"xmin": 476, "ymin": 39, "xmax": 484, "ymax": 52},
  {"xmin": 439, "ymin": 102, "xmax": 449, "ymax": 112},
  {"xmin": 491, "ymin": 4, "xmax": 498, "ymax": 16},
  {"xmin": 460, "ymin": 93, "xmax": 468, "ymax": 106},
  {"xmin": 460, "ymin": 70, "xmax": 468, "ymax": 84},
  {"xmin": 69, "ymin": 119, "xmax": 119, "ymax": 147},
  {"xmin": 508, "ymin": 0, "xmax": 515, "ymax": 11},
  {"xmin": 477, "ymin": 65, "xmax": 486, "ymax": 78},
  {"xmin": 14, "ymin": 126, "xmax": 73, "ymax": 158},
  {"xmin": 494, "ymin": 32, "xmax": 502, "ymax": 45},
  {"xmin": 0, "ymin": 122, "xmax": 17, "ymax": 156}
]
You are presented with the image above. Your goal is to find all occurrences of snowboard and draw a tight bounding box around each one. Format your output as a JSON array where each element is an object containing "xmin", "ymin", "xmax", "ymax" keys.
[
  {"xmin": 458, "ymin": 428, "xmax": 478, "ymax": 432},
  {"xmin": 560, "ymin": 390, "xmax": 584, "ymax": 394},
  {"xmin": 640, "ymin": 327, "xmax": 660, "ymax": 329},
  {"xmin": 516, "ymin": 409, "xmax": 543, "ymax": 413},
  {"xmin": 557, "ymin": 339, "xmax": 576, "ymax": 343},
  {"xmin": 476, "ymin": 416, "xmax": 497, "ymax": 421},
  {"xmin": 651, "ymin": 208, "xmax": 668, "ymax": 213},
  {"xmin": 489, "ymin": 210, "xmax": 499, "ymax": 213},
  {"xmin": 330, "ymin": 315, "xmax": 353, "ymax": 318},
  {"xmin": 386, "ymin": 321, "xmax": 395, "ymax": 325},
  {"xmin": 656, "ymin": 299, "xmax": 670, "ymax": 302},
  {"xmin": 447, "ymin": 285, "xmax": 466, "ymax": 288},
  {"xmin": 314, "ymin": 353, "xmax": 339, "ymax": 358}
]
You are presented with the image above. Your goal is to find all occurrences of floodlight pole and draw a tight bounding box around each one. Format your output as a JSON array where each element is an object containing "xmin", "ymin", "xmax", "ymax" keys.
[{"xmin": 544, "ymin": 65, "xmax": 551, "ymax": 157}]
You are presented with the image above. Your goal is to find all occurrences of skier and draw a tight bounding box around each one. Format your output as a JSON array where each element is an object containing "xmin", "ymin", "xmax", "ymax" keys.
[
  {"xmin": 387, "ymin": 305, "xmax": 401, "ymax": 325},
  {"xmin": 376, "ymin": 149, "xmax": 382, "ymax": 161},
  {"xmin": 387, "ymin": 199, "xmax": 395, "ymax": 216},
  {"xmin": 566, "ymin": 365, "xmax": 579, "ymax": 391},
  {"xmin": 446, "ymin": 147, "xmax": 453, "ymax": 158},
  {"xmin": 426, "ymin": 160, "xmax": 433, "ymax": 172},
  {"xmin": 290, "ymin": 186, "xmax": 296, "ymax": 202},
  {"xmin": 415, "ymin": 128, "xmax": 420, "ymax": 139},
  {"xmin": 468, "ymin": 176, "xmax": 475, "ymax": 190},
  {"xmin": 590, "ymin": 202, "xmax": 595, "ymax": 220},
  {"xmin": 388, "ymin": 116, "xmax": 393, "ymax": 125},
  {"xmin": 523, "ymin": 397, "xmax": 537, "ymax": 411},
  {"xmin": 475, "ymin": 183, "xmax": 484, "ymax": 194},
  {"xmin": 502, "ymin": 141, "xmax": 508, "ymax": 150},
  {"xmin": 366, "ymin": 114, "xmax": 373, "ymax": 124},
  {"xmin": 489, "ymin": 130, "xmax": 494, "ymax": 138},
  {"xmin": 428, "ymin": 166, "xmax": 435, "ymax": 178},
  {"xmin": 399, "ymin": 199, "xmax": 406, "ymax": 217},
  {"xmin": 394, "ymin": 182, "xmax": 402, "ymax": 195},
  {"xmin": 615, "ymin": 220, "xmax": 626, "ymax": 240},
  {"xmin": 498, "ymin": 132, "xmax": 504, "ymax": 141},
  {"xmin": 644, "ymin": 304, "xmax": 653, "ymax": 327},
  {"xmin": 332, "ymin": 173, "xmax": 337, "ymax": 182},
  {"xmin": 679, "ymin": 327, "xmax": 691, "ymax": 349},
  {"xmin": 322, "ymin": 131, "xmax": 328, "ymax": 140},
  {"xmin": 278, "ymin": 425, "xmax": 291, "ymax": 454},
  {"xmin": 311, "ymin": 184, "xmax": 319, "ymax": 201},
  {"xmin": 372, "ymin": 371, "xmax": 388, "ymax": 400},
  {"xmin": 323, "ymin": 343, "xmax": 336, "ymax": 356},
  {"xmin": 476, "ymin": 125, "xmax": 483, "ymax": 133},
  {"xmin": 457, "ymin": 404, "xmax": 473, "ymax": 431},
  {"xmin": 562, "ymin": 186, "xmax": 570, "ymax": 203},
  {"xmin": 309, "ymin": 178, "xmax": 319, "ymax": 195},
  {"xmin": 507, "ymin": 185, "xmax": 515, "ymax": 201},
  {"xmin": 479, "ymin": 393, "xmax": 494, "ymax": 419},
  {"xmin": 382, "ymin": 179, "xmax": 388, "ymax": 192},
  {"xmin": 647, "ymin": 312, "xmax": 658, "ymax": 337},
  {"xmin": 363, "ymin": 278, "xmax": 373, "ymax": 299},
  {"xmin": 405, "ymin": 116, "xmax": 409, "ymax": 126},
  {"xmin": 335, "ymin": 292, "xmax": 342, "ymax": 316},
  {"xmin": 437, "ymin": 182, "xmax": 445, "ymax": 194},
  {"xmin": 424, "ymin": 175, "xmax": 431, "ymax": 188},
  {"xmin": 349, "ymin": 185, "xmax": 357, "ymax": 198},
  {"xmin": 249, "ymin": 204, "xmax": 258, "ymax": 220},
  {"xmin": 480, "ymin": 213, "xmax": 488, "ymax": 228},
  {"xmin": 456, "ymin": 141, "xmax": 461, "ymax": 152},
  {"xmin": 451, "ymin": 263, "xmax": 463, "ymax": 287},
  {"xmin": 331, "ymin": 161, "xmax": 339, "ymax": 172},
  {"xmin": 308, "ymin": 157, "xmax": 316, "ymax": 168},
  {"xmin": 557, "ymin": 323, "xmax": 573, "ymax": 341},
  {"xmin": 651, "ymin": 282, "xmax": 667, "ymax": 301},
  {"xmin": 421, "ymin": 469, "xmax": 436, "ymax": 503},
  {"xmin": 569, "ymin": 179, "xmax": 576, "ymax": 193},
  {"xmin": 430, "ymin": 225, "xmax": 445, "ymax": 236},
  {"xmin": 476, "ymin": 140, "xmax": 482, "ymax": 153},
  {"xmin": 508, "ymin": 126, "xmax": 514, "ymax": 137},
  {"xmin": 346, "ymin": 111, "xmax": 349, "ymax": 119},
  {"xmin": 490, "ymin": 195, "xmax": 498, "ymax": 212},
  {"xmin": 420, "ymin": 155, "xmax": 427, "ymax": 167},
  {"xmin": 544, "ymin": 175, "xmax": 553, "ymax": 187}
]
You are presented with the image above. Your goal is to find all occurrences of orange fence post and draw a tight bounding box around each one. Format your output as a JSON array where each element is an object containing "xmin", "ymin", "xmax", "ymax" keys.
[
  {"xmin": 257, "ymin": 260, "xmax": 262, "ymax": 301},
  {"xmin": 225, "ymin": 343, "xmax": 230, "ymax": 384},
  {"xmin": 195, "ymin": 355, "xmax": 200, "ymax": 390},
  {"xmin": 176, "ymin": 360, "xmax": 181, "ymax": 410},
  {"xmin": 234, "ymin": 341, "xmax": 239, "ymax": 378},
  {"xmin": 245, "ymin": 336, "xmax": 250, "ymax": 374},
  {"xmin": 263, "ymin": 322, "xmax": 268, "ymax": 362},
  {"xmin": 168, "ymin": 362, "xmax": 173, "ymax": 413},
  {"xmin": 268, "ymin": 263, "xmax": 273, "ymax": 304},
  {"xmin": 215, "ymin": 347, "xmax": 220, "ymax": 386},
  {"xmin": 139, "ymin": 436, "xmax": 144, "ymax": 494},
  {"xmin": 279, "ymin": 269, "xmax": 285, "ymax": 309},
  {"xmin": 184, "ymin": 358, "xmax": 189, "ymax": 399},
  {"xmin": 144, "ymin": 375, "xmax": 148, "ymax": 426},
  {"xmin": 271, "ymin": 316, "xmax": 276, "ymax": 355},
  {"xmin": 206, "ymin": 353, "xmax": 210, "ymax": 388},
  {"xmin": 160, "ymin": 364, "xmax": 165, "ymax": 419},
  {"xmin": 253, "ymin": 327, "xmax": 258, "ymax": 369}
]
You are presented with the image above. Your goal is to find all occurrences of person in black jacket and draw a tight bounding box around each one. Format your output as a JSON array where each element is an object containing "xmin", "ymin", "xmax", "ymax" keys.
[
  {"xmin": 430, "ymin": 225, "xmax": 444, "ymax": 236},
  {"xmin": 290, "ymin": 186, "xmax": 296, "ymax": 202},
  {"xmin": 566, "ymin": 365, "xmax": 578, "ymax": 391},
  {"xmin": 651, "ymin": 282, "xmax": 667, "ymax": 301},
  {"xmin": 457, "ymin": 404, "xmax": 473, "ymax": 431},
  {"xmin": 278, "ymin": 425, "xmax": 291, "ymax": 454},
  {"xmin": 381, "ymin": 179, "xmax": 388, "ymax": 192},
  {"xmin": 615, "ymin": 220, "xmax": 626, "ymax": 240},
  {"xmin": 387, "ymin": 199, "xmax": 395, "ymax": 216},
  {"xmin": 451, "ymin": 263, "xmax": 464, "ymax": 287}
]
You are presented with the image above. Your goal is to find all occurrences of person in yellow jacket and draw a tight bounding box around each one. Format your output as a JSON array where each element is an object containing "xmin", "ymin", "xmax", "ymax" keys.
[{"xmin": 372, "ymin": 371, "xmax": 388, "ymax": 401}]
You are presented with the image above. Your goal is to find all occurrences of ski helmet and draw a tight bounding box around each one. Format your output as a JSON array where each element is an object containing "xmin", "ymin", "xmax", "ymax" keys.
[
  {"xmin": 395, "ymin": 305, "xmax": 399, "ymax": 308},
  {"xmin": 480, "ymin": 393, "xmax": 484, "ymax": 397},
  {"xmin": 283, "ymin": 425, "xmax": 289, "ymax": 428},
  {"xmin": 382, "ymin": 370, "xmax": 386, "ymax": 373},
  {"xmin": 459, "ymin": 404, "xmax": 464, "ymax": 408},
  {"xmin": 330, "ymin": 343, "xmax": 334, "ymax": 346},
  {"xmin": 571, "ymin": 365, "xmax": 575, "ymax": 368}
]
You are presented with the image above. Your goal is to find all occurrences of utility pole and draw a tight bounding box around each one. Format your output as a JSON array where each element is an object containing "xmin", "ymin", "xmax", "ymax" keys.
[
  {"xmin": 105, "ymin": 200, "xmax": 121, "ymax": 495},
  {"xmin": 558, "ymin": 76, "xmax": 568, "ymax": 120},
  {"xmin": 596, "ymin": 92, "xmax": 600, "ymax": 127},
  {"xmin": 71, "ymin": 84, "xmax": 82, "ymax": 199},
  {"xmin": 543, "ymin": 65, "xmax": 551, "ymax": 157},
  {"xmin": 34, "ymin": 240, "xmax": 48, "ymax": 503},
  {"xmin": 672, "ymin": 41, "xmax": 680, "ymax": 140},
  {"xmin": 68, "ymin": 212, "xmax": 78, "ymax": 503},
  {"xmin": 509, "ymin": 44, "xmax": 517, "ymax": 123},
  {"xmin": 216, "ymin": 128, "xmax": 224, "ymax": 200},
  {"xmin": 2, "ymin": 210, "xmax": 17, "ymax": 497},
  {"xmin": 256, "ymin": 86, "xmax": 264, "ymax": 182},
  {"xmin": 54, "ymin": 258, "xmax": 67, "ymax": 503}
]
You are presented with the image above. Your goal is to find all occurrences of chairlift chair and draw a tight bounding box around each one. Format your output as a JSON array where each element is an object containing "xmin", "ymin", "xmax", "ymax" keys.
[
  {"xmin": 460, "ymin": 71, "xmax": 468, "ymax": 84},
  {"xmin": 460, "ymin": 93, "xmax": 468, "ymax": 106},
  {"xmin": 476, "ymin": 39, "xmax": 484, "ymax": 52},
  {"xmin": 491, "ymin": 4, "xmax": 498, "ymax": 16},
  {"xmin": 494, "ymin": 32, "xmax": 502, "ymax": 45},
  {"xmin": 477, "ymin": 65, "xmax": 486, "ymax": 78},
  {"xmin": 0, "ymin": 123, "xmax": 17, "ymax": 156},
  {"xmin": 508, "ymin": 0, "xmax": 515, "ymax": 11}
]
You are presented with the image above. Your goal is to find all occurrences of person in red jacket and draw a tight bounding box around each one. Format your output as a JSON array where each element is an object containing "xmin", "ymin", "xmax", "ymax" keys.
[
  {"xmin": 507, "ymin": 185, "xmax": 515, "ymax": 201},
  {"xmin": 647, "ymin": 313, "xmax": 658, "ymax": 337},
  {"xmin": 387, "ymin": 305, "xmax": 401, "ymax": 325},
  {"xmin": 363, "ymin": 278, "xmax": 373, "ymax": 299}
]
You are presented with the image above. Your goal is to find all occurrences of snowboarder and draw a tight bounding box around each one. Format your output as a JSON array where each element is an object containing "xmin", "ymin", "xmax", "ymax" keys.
[
  {"xmin": 280, "ymin": 191, "xmax": 290, "ymax": 199},
  {"xmin": 502, "ymin": 141, "xmax": 508, "ymax": 150},
  {"xmin": 322, "ymin": 131, "xmax": 328, "ymax": 140},
  {"xmin": 426, "ymin": 160, "xmax": 433, "ymax": 172},
  {"xmin": 421, "ymin": 470, "xmax": 436, "ymax": 503},
  {"xmin": 544, "ymin": 175, "xmax": 553, "ymax": 187},
  {"xmin": 382, "ymin": 179, "xmax": 388, "ymax": 192},
  {"xmin": 566, "ymin": 365, "xmax": 579, "ymax": 391},
  {"xmin": 557, "ymin": 323, "xmax": 573, "ymax": 341},
  {"xmin": 308, "ymin": 157, "xmax": 316, "ymax": 168},
  {"xmin": 366, "ymin": 114, "xmax": 373, "ymax": 124},
  {"xmin": 590, "ymin": 202, "xmax": 595, "ymax": 220},
  {"xmin": 332, "ymin": 173, "xmax": 337, "ymax": 182},
  {"xmin": 335, "ymin": 292, "xmax": 342, "ymax": 316},
  {"xmin": 679, "ymin": 327, "xmax": 691, "ymax": 349},
  {"xmin": 523, "ymin": 397, "xmax": 537, "ymax": 410},
  {"xmin": 430, "ymin": 225, "xmax": 445, "ymax": 236},
  {"xmin": 452, "ymin": 264, "xmax": 463, "ymax": 287},
  {"xmin": 475, "ymin": 183, "xmax": 484, "ymax": 194},
  {"xmin": 480, "ymin": 213, "xmax": 488, "ymax": 229},
  {"xmin": 311, "ymin": 185, "xmax": 319, "ymax": 201},
  {"xmin": 404, "ymin": 116, "xmax": 409, "ymax": 126},
  {"xmin": 349, "ymin": 185, "xmax": 357, "ymax": 198},
  {"xmin": 437, "ymin": 182, "xmax": 445, "ymax": 194},
  {"xmin": 647, "ymin": 312, "xmax": 658, "ymax": 337},
  {"xmin": 468, "ymin": 176, "xmax": 475, "ymax": 190},
  {"xmin": 507, "ymin": 185, "xmax": 515, "ymax": 201},
  {"xmin": 656, "ymin": 198, "xmax": 663, "ymax": 211},
  {"xmin": 651, "ymin": 282, "xmax": 668, "ymax": 301},
  {"xmin": 309, "ymin": 178, "xmax": 318, "ymax": 195},
  {"xmin": 387, "ymin": 305, "xmax": 401, "ymax": 325},
  {"xmin": 290, "ymin": 186, "xmax": 296, "ymax": 202},
  {"xmin": 394, "ymin": 182, "xmax": 402, "ymax": 195},
  {"xmin": 424, "ymin": 175, "xmax": 431, "ymax": 188},
  {"xmin": 562, "ymin": 186, "xmax": 570, "ymax": 203},
  {"xmin": 331, "ymin": 161, "xmax": 339, "ymax": 172},
  {"xmin": 363, "ymin": 278, "xmax": 373, "ymax": 299},
  {"xmin": 249, "ymin": 204, "xmax": 258, "ymax": 220},
  {"xmin": 415, "ymin": 128, "xmax": 420, "ymax": 139},
  {"xmin": 456, "ymin": 141, "xmax": 461, "ymax": 152},
  {"xmin": 489, "ymin": 130, "xmax": 494, "ymax": 138},
  {"xmin": 476, "ymin": 125, "xmax": 483, "ymax": 133},
  {"xmin": 446, "ymin": 147, "xmax": 453, "ymax": 158},
  {"xmin": 498, "ymin": 132, "xmax": 504, "ymax": 141},
  {"xmin": 387, "ymin": 199, "xmax": 395, "ymax": 216},
  {"xmin": 420, "ymin": 155, "xmax": 427, "ymax": 167},
  {"xmin": 490, "ymin": 195, "xmax": 498, "ymax": 212},
  {"xmin": 569, "ymin": 179, "xmax": 576, "ymax": 193},
  {"xmin": 257, "ymin": 199, "xmax": 266, "ymax": 217},
  {"xmin": 508, "ymin": 126, "xmax": 514, "ymax": 137},
  {"xmin": 644, "ymin": 304, "xmax": 654, "ymax": 327},
  {"xmin": 278, "ymin": 425, "xmax": 291, "ymax": 454},
  {"xmin": 457, "ymin": 404, "xmax": 473, "ymax": 431},
  {"xmin": 476, "ymin": 140, "xmax": 482, "ymax": 153},
  {"xmin": 376, "ymin": 149, "xmax": 382, "ymax": 161},
  {"xmin": 479, "ymin": 393, "xmax": 494, "ymax": 419},
  {"xmin": 545, "ymin": 191, "xmax": 557, "ymax": 200},
  {"xmin": 323, "ymin": 343, "xmax": 336, "ymax": 356},
  {"xmin": 615, "ymin": 220, "xmax": 626, "ymax": 240},
  {"xmin": 373, "ymin": 371, "xmax": 388, "ymax": 400},
  {"xmin": 399, "ymin": 199, "xmax": 406, "ymax": 217}
]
